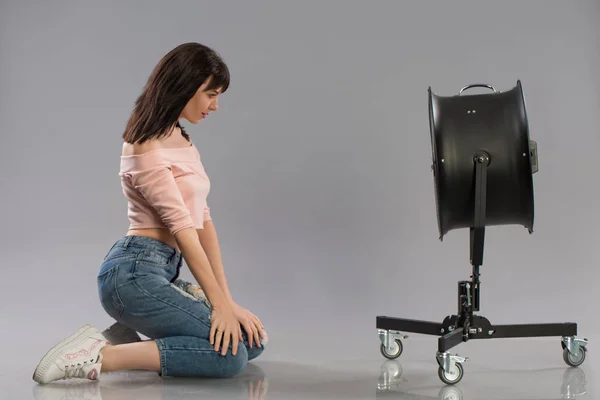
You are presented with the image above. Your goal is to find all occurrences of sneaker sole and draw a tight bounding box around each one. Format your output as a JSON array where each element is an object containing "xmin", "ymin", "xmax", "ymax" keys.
[{"xmin": 32, "ymin": 324, "xmax": 98, "ymax": 384}]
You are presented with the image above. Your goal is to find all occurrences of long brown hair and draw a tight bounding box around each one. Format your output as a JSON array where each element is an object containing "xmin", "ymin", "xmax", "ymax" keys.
[{"xmin": 122, "ymin": 42, "xmax": 230, "ymax": 144}]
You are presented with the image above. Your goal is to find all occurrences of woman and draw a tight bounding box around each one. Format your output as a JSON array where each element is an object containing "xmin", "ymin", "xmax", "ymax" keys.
[{"xmin": 33, "ymin": 42, "xmax": 267, "ymax": 384}]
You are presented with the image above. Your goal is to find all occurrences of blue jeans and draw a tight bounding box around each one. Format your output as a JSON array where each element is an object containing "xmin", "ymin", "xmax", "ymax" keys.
[{"xmin": 96, "ymin": 235, "xmax": 265, "ymax": 378}]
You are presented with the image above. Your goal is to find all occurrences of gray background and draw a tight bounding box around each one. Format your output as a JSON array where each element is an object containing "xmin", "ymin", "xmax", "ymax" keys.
[{"xmin": 1, "ymin": 0, "xmax": 598, "ymax": 379}]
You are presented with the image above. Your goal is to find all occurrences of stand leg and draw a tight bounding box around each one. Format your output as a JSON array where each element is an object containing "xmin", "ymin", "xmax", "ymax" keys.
[
  {"xmin": 376, "ymin": 316, "xmax": 443, "ymax": 336},
  {"xmin": 438, "ymin": 327, "xmax": 464, "ymax": 353},
  {"xmin": 487, "ymin": 322, "xmax": 577, "ymax": 339}
]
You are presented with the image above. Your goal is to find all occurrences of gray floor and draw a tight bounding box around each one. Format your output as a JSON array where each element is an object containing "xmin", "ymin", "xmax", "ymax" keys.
[{"xmin": 3, "ymin": 330, "xmax": 595, "ymax": 400}]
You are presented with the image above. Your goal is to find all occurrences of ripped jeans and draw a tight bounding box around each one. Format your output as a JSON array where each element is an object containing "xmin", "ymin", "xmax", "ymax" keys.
[{"xmin": 97, "ymin": 235, "xmax": 266, "ymax": 378}]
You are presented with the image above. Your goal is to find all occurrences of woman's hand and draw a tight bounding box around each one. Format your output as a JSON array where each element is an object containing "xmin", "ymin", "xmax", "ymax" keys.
[
  {"xmin": 210, "ymin": 303, "xmax": 240, "ymax": 356},
  {"xmin": 174, "ymin": 228, "xmax": 240, "ymax": 356},
  {"xmin": 232, "ymin": 303, "xmax": 265, "ymax": 348}
]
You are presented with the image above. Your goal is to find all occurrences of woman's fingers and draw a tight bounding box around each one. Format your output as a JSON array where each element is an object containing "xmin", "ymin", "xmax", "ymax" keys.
[
  {"xmin": 243, "ymin": 315, "xmax": 261, "ymax": 347},
  {"xmin": 252, "ymin": 323, "xmax": 261, "ymax": 347},
  {"xmin": 232, "ymin": 326, "xmax": 240, "ymax": 356},
  {"xmin": 251, "ymin": 313, "xmax": 264, "ymax": 330},
  {"xmin": 242, "ymin": 319, "xmax": 255, "ymax": 348},
  {"xmin": 213, "ymin": 328, "xmax": 223, "ymax": 352},
  {"xmin": 251, "ymin": 315, "xmax": 265, "ymax": 341},
  {"xmin": 222, "ymin": 328, "xmax": 231, "ymax": 356},
  {"xmin": 209, "ymin": 323, "xmax": 216, "ymax": 345}
]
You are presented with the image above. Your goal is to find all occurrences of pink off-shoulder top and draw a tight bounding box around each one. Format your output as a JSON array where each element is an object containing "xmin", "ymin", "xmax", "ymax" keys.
[{"xmin": 119, "ymin": 142, "xmax": 212, "ymax": 235}]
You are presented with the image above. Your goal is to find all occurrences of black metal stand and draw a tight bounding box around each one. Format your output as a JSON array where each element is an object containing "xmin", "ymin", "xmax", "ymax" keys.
[{"xmin": 376, "ymin": 151, "xmax": 588, "ymax": 385}]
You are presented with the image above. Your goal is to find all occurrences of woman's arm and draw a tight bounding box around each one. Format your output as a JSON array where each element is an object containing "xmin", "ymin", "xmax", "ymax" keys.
[
  {"xmin": 175, "ymin": 227, "xmax": 229, "ymax": 309},
  {"xmin": 175, "ymin": 227, "xmax": 240, "ymax": 354},
  {"xmin": 197, "ymin": 220, "xmax": 235, "ymax": 305},
  {"xmin": 197, "ymin": 220, "xmax": 266, "ymax": 347}
]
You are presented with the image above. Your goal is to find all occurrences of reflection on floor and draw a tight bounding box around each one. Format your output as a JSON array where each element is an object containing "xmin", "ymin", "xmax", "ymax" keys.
[
  {"xmin": 27, "ymin": 357, "xmax": 592, "ymax": 400},
  {"xmin": 377, "ymin": 360, "xmax": 589, "ymax": 400},
  {"xmin": 10, "ymin": 332, "xmax": 595, "ymax": 400}
]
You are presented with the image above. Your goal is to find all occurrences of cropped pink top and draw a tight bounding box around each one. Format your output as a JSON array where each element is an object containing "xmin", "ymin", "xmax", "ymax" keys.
[{"xmin": 119, "ymin": 143, "xmax": 212, "ymax": 235}]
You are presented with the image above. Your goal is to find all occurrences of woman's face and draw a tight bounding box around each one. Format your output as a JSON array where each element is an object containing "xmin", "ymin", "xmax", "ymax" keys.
[{"xmin": 181, "ymin": 78, "xmax": 221, "ymax": 124}]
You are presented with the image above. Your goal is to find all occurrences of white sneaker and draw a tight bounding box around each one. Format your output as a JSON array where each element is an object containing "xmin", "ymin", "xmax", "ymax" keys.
[{"xmin": 33, "ymin": 324, "xmax": 109, "ymax": 384}]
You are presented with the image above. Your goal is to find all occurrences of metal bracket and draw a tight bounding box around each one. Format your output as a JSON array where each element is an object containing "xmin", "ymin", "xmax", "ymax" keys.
[
  {"xmin": 436, "ymin": 351, "xmax": 469, "ymax": 373},
  {"xmin": 563, "ymin": 336, "xmax": 588, "ymax": 357},
  {"xmin": 529, "ymin": 140, "xmax": 539, "ymax": 173},
  {"xmin": 378, "ymin": 329, "xmax": 408, "ymax": 350}
]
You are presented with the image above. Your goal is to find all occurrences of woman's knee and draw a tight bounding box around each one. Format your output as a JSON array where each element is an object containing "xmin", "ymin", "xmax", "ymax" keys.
[
  {"xmin": 219, "ymin": 342, "xmax": 249, "ymax": 378},
  {"xmin": 247, "ymin": 342, "xmax": 265, "ymax": 361}
]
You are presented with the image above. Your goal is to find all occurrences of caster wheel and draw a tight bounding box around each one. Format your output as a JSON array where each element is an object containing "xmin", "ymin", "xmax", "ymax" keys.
[
  {"xmin": 380, "ymin": 338, "xmax": 403, "ymax": 359},
  {"xmin": 438, "ymin": 362, "xmax": 464, "ymax": 385},
  {"xmin": 563, "ymin": 346, "xmax": 586, "ymax": 367}
]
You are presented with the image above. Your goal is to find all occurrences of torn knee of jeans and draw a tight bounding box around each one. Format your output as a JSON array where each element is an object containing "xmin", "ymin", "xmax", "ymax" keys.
[
  {"xmin": 171, "ymin": 278, "xmax": 191, "ymax": 292},
  {"xmin": 170, "ymin": 283, "xmax": 197, "ymax": 301},
  {"xmin": 260, "ymin": 329, "xmax": 269, "ymax": 346},
  {"xmin": 170, "ymin": 281, "xmax": 212, "ymax": 308}
]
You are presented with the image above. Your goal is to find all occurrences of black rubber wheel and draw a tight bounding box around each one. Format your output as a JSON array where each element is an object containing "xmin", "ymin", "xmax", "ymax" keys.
[
  {"xmin": 438, "ymin": 362, "xmax": 464, "ymax": 385},
  {"xmin": 563, "ymin": 346, "xmax": 586, "ymax": 367},
  {"xmin": 380, "ymin": 339, "xmax": 403, "ymax": 360}
]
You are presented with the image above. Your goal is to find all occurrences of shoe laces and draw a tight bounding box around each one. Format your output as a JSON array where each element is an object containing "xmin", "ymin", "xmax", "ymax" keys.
[{"xmin": 63, "ymin": 357, "xmax": 97, "ymax": 379}]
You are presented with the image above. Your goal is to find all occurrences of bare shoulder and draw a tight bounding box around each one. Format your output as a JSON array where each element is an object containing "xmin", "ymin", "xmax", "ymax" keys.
[
  {"xmin": 121, "ymin": 140, "xmax": 163, "ymax": 156},
  {"xmin": 121, "ymin": 127, "xmax": 192, "ymax": 156}
]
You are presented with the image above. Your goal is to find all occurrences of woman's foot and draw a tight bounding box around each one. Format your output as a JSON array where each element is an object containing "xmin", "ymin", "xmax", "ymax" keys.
[{"xmin": 32, "ymin": 324, "xmax": 109, "ymax": 384}]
